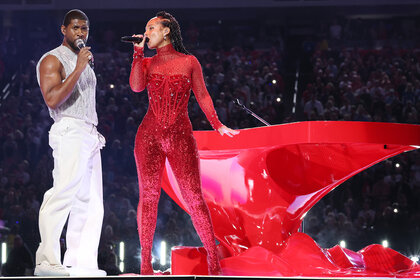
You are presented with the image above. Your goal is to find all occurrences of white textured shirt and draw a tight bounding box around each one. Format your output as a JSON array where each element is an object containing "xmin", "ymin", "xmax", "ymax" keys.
[{"xmin": 36, "ymin": 45, "xmax": 98, "ymax": 125}]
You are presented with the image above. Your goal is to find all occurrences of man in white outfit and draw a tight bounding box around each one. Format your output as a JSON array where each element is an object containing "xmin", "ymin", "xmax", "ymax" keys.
[{"xmin": 34, "ymin": 9, "xmax": 106, "ymax": 276}]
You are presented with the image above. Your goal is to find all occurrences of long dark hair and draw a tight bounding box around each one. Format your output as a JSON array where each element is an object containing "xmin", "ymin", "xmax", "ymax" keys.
[{"xmin": 156, "ymin": 11, "xmax": 190, "ymax": 55}]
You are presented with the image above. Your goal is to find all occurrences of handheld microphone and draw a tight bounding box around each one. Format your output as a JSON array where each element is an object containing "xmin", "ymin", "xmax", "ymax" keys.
[
  {"xmin": 121, "ymin": 36, "xmax": 149, "ymax": 43},
  {"xmin": 75, "ymin": 38, "xmax": 94, "ymax": 69}
]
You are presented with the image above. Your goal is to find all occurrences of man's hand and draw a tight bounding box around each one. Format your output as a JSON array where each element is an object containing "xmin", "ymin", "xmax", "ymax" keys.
[{"xmin": 75, "ymin": 46, "xmax": 92, "ymax": 72}]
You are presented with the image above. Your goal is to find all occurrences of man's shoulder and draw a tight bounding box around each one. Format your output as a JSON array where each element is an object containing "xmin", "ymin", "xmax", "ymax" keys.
[
  {"xmin": 38, "ymin": 54, "xmax": 61, "ymax": 70},
  {"xmin": 37, "ymin": 46, "xmax": 64, "ymax": 69}
]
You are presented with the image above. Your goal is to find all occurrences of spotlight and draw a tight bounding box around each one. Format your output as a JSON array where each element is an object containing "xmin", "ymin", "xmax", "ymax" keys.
[
  {"xmin": 110, "ymin": 84, "xmax": 115, "ymax": 89},
  {"xmin": 339, "ymin": 240, "xmax": 346, "ymax": 248},
  {"xmin": 382, "ymin": 240, "xmax": 389, "ymax": 247},
  {"xmin": 160, "ymin": 241, "xmax": 167, "ymax": 266},
  {"xmin": 272, "ymin": 79, "xmax": 277, "ymax": 84},
  {"xmin": 393, "ymin": 208, "xmax": 398, "ymax": 213},
  {"xmin": 395, "ymin": 163, "xmax": 400, "ymax": 168},
  {"xmin": 276, "ymin": 97, "xmax": 281, "ymax": 103},
  {"xmin": 1, "ymin": 242, "xmax": 6, "ymax": 264},
  {"xmin": 410, "ymin": 256, "xmax": 419, "ymax": 263},
  {"xmin": 119, "ymin": 242, "xmax": 125, "ymax": 272}
]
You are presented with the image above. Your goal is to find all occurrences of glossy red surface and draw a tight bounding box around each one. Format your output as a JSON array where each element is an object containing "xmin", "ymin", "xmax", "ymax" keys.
[{"xmin": 164, "ymin": 121, "xmax": 420, "ymax": 276}]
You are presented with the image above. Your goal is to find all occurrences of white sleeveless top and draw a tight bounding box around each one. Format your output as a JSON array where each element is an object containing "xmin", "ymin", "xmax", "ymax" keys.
[{"xmin": 36, "ymin": 45, "xmax": 98, "ymax": 126}]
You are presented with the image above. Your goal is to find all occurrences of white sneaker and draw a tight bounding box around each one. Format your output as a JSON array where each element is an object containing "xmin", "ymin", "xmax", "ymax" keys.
[
  {"xmin": 67, "ymin": 266, "xmax": 107, "ymax": 276},
  {"xmin": 34, "ymin": 261, "xmax": 70, "ymax": 276}
]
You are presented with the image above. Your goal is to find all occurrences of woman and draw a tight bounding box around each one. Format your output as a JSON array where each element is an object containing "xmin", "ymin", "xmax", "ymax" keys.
[{"xmin": 129, "ymin": 11, "xmax": 238, "ymax": 275}]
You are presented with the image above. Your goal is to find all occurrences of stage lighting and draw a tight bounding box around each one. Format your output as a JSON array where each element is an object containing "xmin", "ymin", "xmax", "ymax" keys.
[
  {"xmin": 110, "ymin": 84, "xmax": 115, "ymax": 89},
  {"xmin": 272, "ymin": 79, "xmax": 277, "ymax": 84},
  {"xmin": 339, "ymin": 240, "xmax": 346, "ymax": 248},
  {"xmin": 395, "ymin": 163, "xmax": 400, "ymax": 168},
  {"xmin": 393, "ymin": 208, "xmax": 398, "ymax": 213},
  {"xmin": 1, "ymin": 242, "xmax": 6, "ymax": 264},
  {"xmin": 119, "ymin": 241, "xmax": 125, "ymax": 272},
  {"xmin": 410, "ymin": 256, "xmax": 419, "ymax": 263},
  {"xmin": 160, "ymin": 241, "xmax": 167, "ymax": 266},
  {"xmin": 276, "ymin": 97, "xmax": 281, "ymax": 102},
  {"xmin": 382, "ymin": 240, "xmax": 389, "ymax": 247}
]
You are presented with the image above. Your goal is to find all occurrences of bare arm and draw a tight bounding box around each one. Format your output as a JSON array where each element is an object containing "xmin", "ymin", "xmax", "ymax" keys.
[{"xmin": 39, "ymin": 47, "xmax": 92, "ymax": 109}]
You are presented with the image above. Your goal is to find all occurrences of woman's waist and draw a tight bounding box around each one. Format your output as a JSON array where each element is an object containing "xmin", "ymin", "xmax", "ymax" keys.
[
  {"xmin": 142, "ymin": 110, "xmax": 191, "ymax": 128},
  {"xmin": 146, "ymin": 105, "xmax": 190, "ymax": 126}
]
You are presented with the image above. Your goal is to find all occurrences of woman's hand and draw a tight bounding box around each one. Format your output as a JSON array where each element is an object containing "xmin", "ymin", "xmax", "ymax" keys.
[
  {"xmin": 217, "ymin": 125, "xmax": 240, "ymax": 137},
  {"xmin": 132, "ymin": 34, "xmax": 146, "ymax": 48}
]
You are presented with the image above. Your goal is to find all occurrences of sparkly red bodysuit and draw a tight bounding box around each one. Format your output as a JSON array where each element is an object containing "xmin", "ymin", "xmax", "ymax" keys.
[{"xmin": 129, "ymin": 44, "xmax": 222, "ymax": 275}]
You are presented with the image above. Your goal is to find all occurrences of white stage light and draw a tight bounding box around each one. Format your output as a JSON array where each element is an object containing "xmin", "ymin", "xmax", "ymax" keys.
[
  {"xmin": 119, "ymin": 242, "xmax": 125, "ymax": 272},
  {"xmin": 276, "ymin": 97, "xmax": 281, "ymax": 102},
  {"xmin": 119, "ymin": 242, "xmax": 125, "ymax": 261},
  {"xmin": 393, "ymin": 208, "xmax": 398, "ymax": 213},
  {"xmin": 272, "ymin": 79, "xmax": 277, "ymax": 84},
  {"xmin": 110, "ymin": 84, "xmax": 115, "ymax": 89},
  {"xmin": 160, "ymin": 241, "xmax": 166, "ymax": 266},
  {"xmin": 339, "ymin": 240, "xmax": 346, "ymax": 248},
  {"xmin": 410, "ymin": 256, "xmax": 419, "ymax": 263},
  {"xmin": 1, "ymin": 242, "xmax": 6, "ymax": 264},
  {"xmin": 382, "ymin": 240, "xmax": 389, "ymax": 247},
  {"xmin": 395, "ymin": 163, "xmax": 400, "ymax": 168}
]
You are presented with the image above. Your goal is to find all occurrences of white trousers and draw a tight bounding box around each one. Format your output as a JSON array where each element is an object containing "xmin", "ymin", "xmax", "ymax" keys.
[{"xmin": 36, "ymin": 117, "xmax": 106, "ymax": 269}]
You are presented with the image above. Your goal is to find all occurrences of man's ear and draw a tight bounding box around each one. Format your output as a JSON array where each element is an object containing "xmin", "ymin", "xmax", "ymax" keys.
[{"xmin": 61, "ymin": 25, "xmax": 66, "ymax": 36}]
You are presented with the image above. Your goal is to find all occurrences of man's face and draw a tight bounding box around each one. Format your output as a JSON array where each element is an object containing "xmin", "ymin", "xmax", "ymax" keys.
[{"xmin": 61, "ymin": 18, "xmax": 89, "ymax": 51}]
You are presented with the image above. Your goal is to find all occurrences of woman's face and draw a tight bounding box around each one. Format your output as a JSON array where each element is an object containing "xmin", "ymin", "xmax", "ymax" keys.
[{"xmin": 145, "ymin": 17, "xmax": 169, "ymax": 49}]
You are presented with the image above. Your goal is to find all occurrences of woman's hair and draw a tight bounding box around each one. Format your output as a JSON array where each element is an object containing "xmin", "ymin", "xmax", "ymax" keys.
[{"xmin": 156, "ymin": 11, "xmax": 190, "ymax": 55}]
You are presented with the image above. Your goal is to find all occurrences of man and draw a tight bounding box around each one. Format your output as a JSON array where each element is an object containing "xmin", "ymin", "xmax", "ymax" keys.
[{"xmin": 34, "ymin": 9, "xmax": 106, "ymax": 276}]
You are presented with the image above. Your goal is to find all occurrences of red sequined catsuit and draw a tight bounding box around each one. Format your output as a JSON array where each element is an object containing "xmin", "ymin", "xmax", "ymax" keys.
[{"xmin": 129, "ymin": 43, "xmax": 222, "ymax": 275}]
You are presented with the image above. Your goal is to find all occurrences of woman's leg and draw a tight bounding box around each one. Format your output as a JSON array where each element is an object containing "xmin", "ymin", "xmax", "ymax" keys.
[
  {"xmin": 134, "ymin": 130, "xmax": 166, "ymax": 274},
  {"xmin": 167, "ymin": 132, "xmax": 221, "ymax": 275}
]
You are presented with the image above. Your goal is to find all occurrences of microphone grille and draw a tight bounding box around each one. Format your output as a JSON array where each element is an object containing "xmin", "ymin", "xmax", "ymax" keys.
[{"xmin": 75, "ymin": 39, "xmax": 85, "ymax": 49}]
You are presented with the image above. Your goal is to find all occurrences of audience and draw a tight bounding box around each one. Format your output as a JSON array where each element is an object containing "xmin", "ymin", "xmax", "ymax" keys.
[{"xmin": 0, "ymin": 12, "xmax": 419, "ymax": 275}]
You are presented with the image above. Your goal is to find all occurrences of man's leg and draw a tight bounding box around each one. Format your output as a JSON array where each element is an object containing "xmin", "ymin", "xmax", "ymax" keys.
[
  {"xmin": 35, "ymin": 120, "xmax": 91, "ymax": 274},
  {"xmin": 64, "ymin": 143, "xmax": 104, "ymax": 273}
]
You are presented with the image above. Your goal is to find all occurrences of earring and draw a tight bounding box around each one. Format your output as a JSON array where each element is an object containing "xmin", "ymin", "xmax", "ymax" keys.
[{"xmin": 164, "ymin": 34, "xmax": 167, "ymax": 41}]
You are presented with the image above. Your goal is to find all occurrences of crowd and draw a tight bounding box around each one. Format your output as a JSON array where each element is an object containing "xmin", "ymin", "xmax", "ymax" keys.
[
  {"xmin": 0, "ymin": 11, "xmax": 419, "ymax": 276},
  {"xmin": 301, "ymin": 16, "xmax": 420, "ymax": 255}
]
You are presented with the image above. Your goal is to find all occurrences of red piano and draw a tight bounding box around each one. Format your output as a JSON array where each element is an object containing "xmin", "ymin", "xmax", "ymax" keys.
[{"xmin": 163, "ymin": 121, "xmax": 420, "ymax": 277}]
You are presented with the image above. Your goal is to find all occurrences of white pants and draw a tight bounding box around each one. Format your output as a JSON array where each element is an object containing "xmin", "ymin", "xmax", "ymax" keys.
[{"xmin": 36, "ymin": 117, "xmax": 106, "ymax": 269}]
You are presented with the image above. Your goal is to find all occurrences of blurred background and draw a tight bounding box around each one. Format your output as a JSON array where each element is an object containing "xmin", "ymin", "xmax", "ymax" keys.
[{"xmin": 0, "ymin": 0, "xmax": 420, "ymax": 275}]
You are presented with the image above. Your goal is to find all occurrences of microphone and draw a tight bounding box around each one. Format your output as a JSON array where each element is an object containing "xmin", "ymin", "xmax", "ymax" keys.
[
  {"xmin": 75, "ymin": 38, "xmax": 94, "ymax": 69},
  {"xmin": 121, "ymin": 36, "xmax": 149, "ymax": 43}
]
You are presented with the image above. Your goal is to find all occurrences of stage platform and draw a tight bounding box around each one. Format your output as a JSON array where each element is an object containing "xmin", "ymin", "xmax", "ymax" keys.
[{"xmin": 0, "ymin": 276, "xmax": 409, "ymax": 280}]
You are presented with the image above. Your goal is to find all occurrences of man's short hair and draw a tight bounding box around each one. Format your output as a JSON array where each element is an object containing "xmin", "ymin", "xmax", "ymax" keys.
[{"xmin": 63, "ymin": 9, "xmax": 89, "ymax": 27}]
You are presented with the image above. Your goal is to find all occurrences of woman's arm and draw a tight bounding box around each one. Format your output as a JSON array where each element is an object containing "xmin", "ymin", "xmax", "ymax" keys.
[
  {"xmin": 129, "ymin": 35, "xmax": 151, "ymax": 93},
  {"xmin": 190, "ymin": 55, "xmax": 239, "ymax": 137}
]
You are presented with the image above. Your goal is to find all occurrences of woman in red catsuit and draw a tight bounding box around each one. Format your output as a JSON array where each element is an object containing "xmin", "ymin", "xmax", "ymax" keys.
[{"xmin": 129, "ymin": 11, "xmax": 238, "ymax": 275}]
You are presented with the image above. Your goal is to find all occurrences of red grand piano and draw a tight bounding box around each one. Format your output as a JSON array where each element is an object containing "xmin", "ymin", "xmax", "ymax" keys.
[{"xmin": 163, "ymin": 121, "xmax": 420, "ymax": 277}]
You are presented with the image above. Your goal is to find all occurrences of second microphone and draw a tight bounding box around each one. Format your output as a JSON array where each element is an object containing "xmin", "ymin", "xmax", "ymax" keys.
[{"xmin": 121, "ymin": 36, "xmax": 149, "ymax": 43}]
